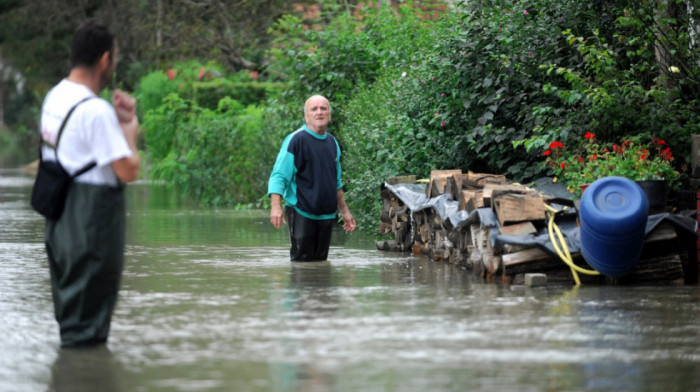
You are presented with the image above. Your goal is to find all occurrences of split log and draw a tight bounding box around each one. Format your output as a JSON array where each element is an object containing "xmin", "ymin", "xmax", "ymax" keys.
[
  {"xmin": 444, "ymin": 174, "xmax": 463, "ymax": 201},
  {"xmin": 458, "ymin": 189, "xmax": 484, "ymax": 212},
  {"xmin": 482, "ymin": 183, "xmax": 528, "ymax": 207},
  {"xmin": 376, "ymin": 240, "xmax": 398, "ymax": 251},
  {"xmin": 426, "ymin": 169, "xmax": 462, "ymax": 198},
  {"xmin": 378, "ymin": 187, "xmax": 413, "ymax": 251},
  {"xmin": 493, "ymin": 193, "xmax": 545, "ymax": 226}
]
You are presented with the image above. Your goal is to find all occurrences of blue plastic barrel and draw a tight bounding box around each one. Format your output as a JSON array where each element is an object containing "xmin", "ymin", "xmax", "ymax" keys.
[{"xmin": 579, "ymin": 176, "xmax": 649, "ymax": 277}]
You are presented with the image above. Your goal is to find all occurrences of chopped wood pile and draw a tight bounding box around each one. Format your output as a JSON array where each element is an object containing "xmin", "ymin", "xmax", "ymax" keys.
[{"xmin": 377, "ymin": 170, "xmax": 694, "ymax": 286}]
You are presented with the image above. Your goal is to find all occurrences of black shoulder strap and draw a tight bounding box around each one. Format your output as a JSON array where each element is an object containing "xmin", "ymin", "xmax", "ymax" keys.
[
  {"xmin": 42, "ymin": 95, "xmax": 95, "ymax": 151},
  {"xmin": 40, "ymin": 96, "xmax": 97, "ymax": 178}
]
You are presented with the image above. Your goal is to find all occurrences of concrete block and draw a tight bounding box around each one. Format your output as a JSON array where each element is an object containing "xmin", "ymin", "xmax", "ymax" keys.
[{"xmin": 524, "ymin": 273, "xmax": 547, "ymax": 287}]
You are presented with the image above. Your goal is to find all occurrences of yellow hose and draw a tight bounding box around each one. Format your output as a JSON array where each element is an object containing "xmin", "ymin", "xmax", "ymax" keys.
[{"xmin": 544, "ymin": 203, "xmax": 600, "ymax": 285}]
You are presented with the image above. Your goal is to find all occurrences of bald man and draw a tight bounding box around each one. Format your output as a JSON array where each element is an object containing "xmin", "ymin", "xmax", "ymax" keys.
[{"xmin": 268, "ymin": 95, "xmax": 356, "ymax": 261}]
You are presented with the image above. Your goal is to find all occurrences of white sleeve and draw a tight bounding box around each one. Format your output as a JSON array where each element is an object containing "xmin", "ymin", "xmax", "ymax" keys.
[{"xmin": 84, "ymin": 100, "xmax": 132, "ymax": 167}]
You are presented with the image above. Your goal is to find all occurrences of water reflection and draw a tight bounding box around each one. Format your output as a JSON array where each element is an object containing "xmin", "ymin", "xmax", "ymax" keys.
[
  {"xmin": 49, "ymin": 346, "xmax": 125, "ymax": 392},
  {"xmin": 271, "ymin": 262, "xmax": 338, "ymax": 391},
  {"xmin": 1, "ymin": 169, "xmax": 699, "ymax": 392}
]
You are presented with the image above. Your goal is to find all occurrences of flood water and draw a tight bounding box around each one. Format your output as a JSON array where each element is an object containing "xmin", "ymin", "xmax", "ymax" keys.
[{"xmin": 1, "ymin": 168, "xmax": 699, "ymax": 392}]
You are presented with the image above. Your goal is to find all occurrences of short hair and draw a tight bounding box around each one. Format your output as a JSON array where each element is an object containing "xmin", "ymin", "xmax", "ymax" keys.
[
  {"xmin": 69, "ymin": 20, "xmax": 115, "ymax": 68},
  {"xmin": 304, "ymin": 95, "xmax": 332, "ymax": 114}
]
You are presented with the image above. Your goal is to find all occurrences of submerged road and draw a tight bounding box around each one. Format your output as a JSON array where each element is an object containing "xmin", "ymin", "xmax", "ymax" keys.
[{"xmin": 1, "ymin": 168, "xmax": 699, "ymax": 391}]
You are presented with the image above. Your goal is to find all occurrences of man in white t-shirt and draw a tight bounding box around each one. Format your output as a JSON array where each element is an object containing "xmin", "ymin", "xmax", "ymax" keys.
[{"xmin": 40, "ymin": 20, "xmax": 140, "ymax": 348}]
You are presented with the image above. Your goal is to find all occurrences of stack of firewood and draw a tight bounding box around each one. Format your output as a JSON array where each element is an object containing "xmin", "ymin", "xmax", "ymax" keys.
[
  {"xmin": 377, "ymin": 176, "xmax": 417, "ymax": 252},
  {"xmin": 377, "ymin": 169, "xmax": 690, "ymax": 285},
  {"xmin": 417, "ymin": 170, "xmax": 545, "ymax": 272}
]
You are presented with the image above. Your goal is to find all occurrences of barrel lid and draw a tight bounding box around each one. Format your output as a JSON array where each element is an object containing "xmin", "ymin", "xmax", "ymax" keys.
[{"xmin": 579, "ymin": 176, "xmax": 649, "ymax": 233}]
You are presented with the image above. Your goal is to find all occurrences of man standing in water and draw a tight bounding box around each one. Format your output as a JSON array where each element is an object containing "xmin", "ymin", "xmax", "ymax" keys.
[
  {"xmin": 268, "ymin": 95, "xmax": 356, "ymax": 261},
  {"xmin": 40, "ymin": 20, "xmax": 140, "ymax": 347}
]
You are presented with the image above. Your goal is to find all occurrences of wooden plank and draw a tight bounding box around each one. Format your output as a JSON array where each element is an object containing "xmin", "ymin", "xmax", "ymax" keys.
[
  {"xmin": 502, "ymin": 247, "xmax": 552, "ymax": 267},
  {"xmin": 385, "ymin": 175, "xmax": 417, "ymax": 185},
  {"xmin": 493, "ymin": 193, "xmax": 545, "ymax": 225},
  {"xmin": 464, "ymin": 171, "xmax": 506, "ymax": 187},
  {"xmin": 499, "ymin": 221, "xmax": 537, "ymax": 236},
  {"xmin": 430, "ymin": 169, "xmax": 463, "ymax": 179}
]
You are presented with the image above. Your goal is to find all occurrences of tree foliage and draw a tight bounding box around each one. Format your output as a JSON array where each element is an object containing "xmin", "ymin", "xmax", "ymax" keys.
[{"xmin": 1, "ymin": 0, "xmax": 698, "ymax": 231}]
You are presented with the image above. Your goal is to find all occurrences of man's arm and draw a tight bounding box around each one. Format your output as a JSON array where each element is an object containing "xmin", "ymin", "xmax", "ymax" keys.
[
  {"xmin": 337, "ymin": 189, "xmax": 356, "ymax": 232},
  {"xmin": 270, "ymin": 193, "xmax": 286, "ymax": 229},
  {"xmin": 111, "ymin": 90, "xmax": 140, "ymax": 183},
  {"xmin": 268, "ymin": 135, "xmax": 296, "ymax": 229}
]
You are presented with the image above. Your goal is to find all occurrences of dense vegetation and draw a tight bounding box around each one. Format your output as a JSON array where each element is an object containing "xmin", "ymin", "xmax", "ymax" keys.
[{"xmin": 1, "ymin": 0, "xmax": 698, "ymax": 231}]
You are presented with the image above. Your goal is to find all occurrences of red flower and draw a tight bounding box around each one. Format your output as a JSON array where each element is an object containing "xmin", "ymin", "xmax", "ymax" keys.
[
  {"xmin": 543, "ymin": 150, "xmax": 551, "ymax": 156},
  {"xmin": 549, "ymin": 141, "xmax": 563, "ymax": 149},
  {"xmin": 590, "ymin": 155, "xmax": 598, "ymax": 161},
  {"xmin": 166, "ymin": 69, "xmax": 176, "ymax": 81},
  {"xmin": 661, "ymin": 147, "xmax": 672, "ymax": 160},
  {"xmin": 584, "ymin": 132, "xmax": 595, "ymax": 139},
  {"xmin": 578, "ymin": 157, "xmax": 584, "ymax": 162},
  {"xmin": 657, "ymin": 139, "xmax": 666, "ymax": 146},
  {"xmin": 560, "ymin": 162, "xmax": 566, "ymax": 169},
  {"xmin": 198, "ymin": 67, "xmax": 206, "ymax": 80}
]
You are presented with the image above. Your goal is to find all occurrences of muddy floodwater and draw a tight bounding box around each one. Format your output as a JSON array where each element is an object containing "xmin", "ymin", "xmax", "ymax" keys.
[{"xmin": 1, "ymin": 168, "xmax": 699, "ymax": 392}]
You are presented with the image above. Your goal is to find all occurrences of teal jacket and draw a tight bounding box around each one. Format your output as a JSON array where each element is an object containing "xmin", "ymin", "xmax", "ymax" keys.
[{"xmin": 268, "ymin": 125, "xmax": 343, "ymax": 220}]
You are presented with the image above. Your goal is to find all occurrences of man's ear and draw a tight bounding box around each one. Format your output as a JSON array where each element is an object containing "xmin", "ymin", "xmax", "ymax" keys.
[{"xmin": 99, "ymin": 51, "xmax": 111, "ymax": 69}]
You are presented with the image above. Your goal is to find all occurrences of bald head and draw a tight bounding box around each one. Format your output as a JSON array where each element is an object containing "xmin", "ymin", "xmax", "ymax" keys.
[
  {"xmin": 304, "ymin": 95, "xmax": 331, "ymax": 114},
  {"xmin": 304, "ymin": 95, "xmax": 332, "ymax": 134}
]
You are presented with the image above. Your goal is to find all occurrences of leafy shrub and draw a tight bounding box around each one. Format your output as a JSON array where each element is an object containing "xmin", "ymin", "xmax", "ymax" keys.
[
  {"xmin": 523, "ymin": 1, "xmax": 699, "ymax": 182},
  {"xmin": 142, "ymin": 94, "xmax": 274, "ymax": 206},
  {"xmin": 137, "ymin": 60, "xmax": 282, "ymax": 117}
]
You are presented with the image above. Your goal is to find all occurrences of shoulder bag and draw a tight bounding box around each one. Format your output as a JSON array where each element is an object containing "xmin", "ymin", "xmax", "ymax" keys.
[{"xmin": 30, "ymin": 97, "xmax": 96, "ymax": 220}]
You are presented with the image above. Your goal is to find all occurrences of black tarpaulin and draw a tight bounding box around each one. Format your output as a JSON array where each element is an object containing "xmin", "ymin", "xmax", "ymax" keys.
[{"xmin": 382, "ymin": 180, "xmax": 697, "ymax": 257}]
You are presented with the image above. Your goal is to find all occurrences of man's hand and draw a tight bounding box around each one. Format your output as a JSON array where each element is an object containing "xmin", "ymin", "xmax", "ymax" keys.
[
  {"xmin": 336, "ymin": 189, "xmax": 356, "ymax": 232},
  {"xmin": 111, "ymin": 89, "xmax": 141, "ymax": 183},
  {"xmin": 341, "ymin": 209, "xmax": 356, "ymax": 232},
  {"xmin": 113, "ymin": 89, "xmax": 136, "ymax": 124},
  {"xmin": 270, "ymin": 194, "xmax": 286, "ymax": 229}
]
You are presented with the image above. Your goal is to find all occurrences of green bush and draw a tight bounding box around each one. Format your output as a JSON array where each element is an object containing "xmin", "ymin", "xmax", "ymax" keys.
[
  {"xmin": 341, "ymin": 0, "xmax": 698, "ymax": 229},
  {"xmin": 521, "ymin": 1, "xmax": 699, "ymax": 187},
  {"xmin": 142, "ymin": 94, "xmax": 274, "ymax": 206},
  {"xmin": 192, "ymin": 80, "xmax": 284, "ymax": 110},
  {"xmin": 136, "ymin": 60, "xmax": 282, "ymax": 117}
]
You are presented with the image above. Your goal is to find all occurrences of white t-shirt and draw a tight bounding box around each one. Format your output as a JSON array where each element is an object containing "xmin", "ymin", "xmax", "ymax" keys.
[{"xmin": 40, "ymin": 79, "xmax": 132, "ymax": 186}]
